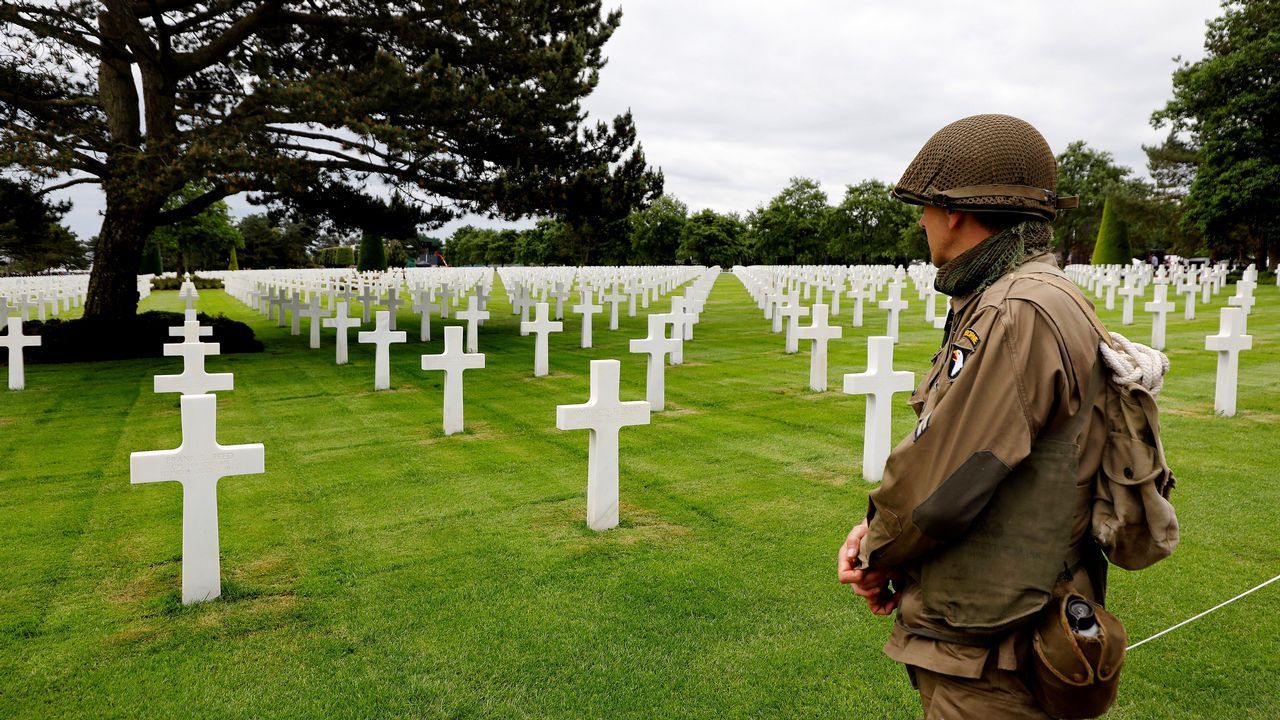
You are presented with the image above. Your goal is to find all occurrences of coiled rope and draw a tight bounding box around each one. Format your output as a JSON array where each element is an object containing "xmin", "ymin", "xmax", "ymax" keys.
[{"xmin": 1100, "ymin": 332, "xmax": 1170, "ymax": 395}]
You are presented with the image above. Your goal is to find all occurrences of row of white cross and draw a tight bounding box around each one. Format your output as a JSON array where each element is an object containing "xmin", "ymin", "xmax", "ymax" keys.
[{"xmin": 123, "ymin": 270, "xmax": 716, "ymax": 603}]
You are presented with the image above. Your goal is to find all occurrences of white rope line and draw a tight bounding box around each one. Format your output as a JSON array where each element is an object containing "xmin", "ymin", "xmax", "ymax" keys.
[{"xmin": 1127, "ymin": 572, "xmax": 1280, "ymax": 650}]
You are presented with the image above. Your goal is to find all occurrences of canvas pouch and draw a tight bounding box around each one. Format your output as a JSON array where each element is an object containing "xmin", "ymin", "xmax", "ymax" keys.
[{"xmin": 1028, "ymin": 582, "xmax": 1127, "ymax": 719}]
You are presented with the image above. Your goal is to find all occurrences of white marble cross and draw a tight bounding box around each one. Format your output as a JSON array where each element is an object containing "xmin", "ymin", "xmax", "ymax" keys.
[
  {"xmin": 796, "ymin": 303, "xmax": 843, "ymax": 392},
  {"xmin": 322, "ymin": 301, "xmax": 361, "ymax": 365},
  {"xmin": 411, "ymin": 289, "xmax": 440, "ymax": 342},
  {"xmin": 674, "ymin": 295, "xmax": 698, "ymax": 341},
  {"xmin": 154, "ymin": 336, "xmax": 234, "ymax": 396},
  {"xmin": 169, "ymin": 318, "xmax": 213, "ymax": 343},
  {"xmin": 273, "ymin": 288, "xmax": 289, "ymax": 327},
  {"xmin": 1100, "ymin": 272, "xmax": 1120, "ymax": 311},
  {"xmin": 777, "ymin": 293, "xmax": 810, "ymax": 354},
  {"xmin": 764, "ymin": 291, "xmax": 781, "ymax": 324},
  {"xmin": 573, "ymin": 293, "xmax": 603, "ymax": 349},
  {"xmin": 1144, "ymin": 284, "xmax": 1175, "ymax": 351},
  {"xmin": 843, "ymin": 336, "xmax": 915, "ymax": 482},
  {"xmin": 827, "ymin": 278, "xmax": 845, "ymax": 315},
  {"xmin": 438, "ymin": 285, "xmax": 455, "ymax": 318},
  {"xmin": 603, "ymin": 288, "xmax": 625, "ymax": 331},
  {"xmin": 550, "ymin": 282, "xmax": 571, "ymax": 320},
  {"xmin": 131, "ymin": 394, "xmax": 264, "ymax": 604},
  {"xmin": 1177, "ymin": 276, "xmax": 1199, "ymax": 320},
  {"xmin": 356, "ymin": 284, "xmax": 378, "ymax": 323},
  {"xmin": 510, "ymin": 285, "xmax": 531, "ymax": 322},
  {"xmin": 556, "ymin": 359, "xmax": 651, "ymax": 531},
  {"xmin": 383, "ymin": 287, "xmax": 404, "ymax": 331},
  {"xmin": 847, "ymin": 284, "xmax": 874, "ymax": 328},
  {"xmin": 879, "ymin": 282, "xmax": 909, "ymax": 344},
  {"xmin": 629, "ymin": 313, "xmax": 682, "ymax": 411},
  {"xmin": 520, "ymin": 302, "xmax": 563, "ymax": 377},
  {"xmin": 1, "ymin": 317, "xmax": 42, "ymax": 390},
  {"xmin": 357, "ymin": 310, "xmax": 407, "ymax": 390},
  {"xmin": 1205, "ymin": 306, "xmax": 1252, "ymax": 417},
  {"xmin": 286, "ymin": 291, "xmax": 303, "ymax": 336},
  {"xmin": 923, "ymin": 286, "xmax": 940, "ymax": 325},
  {"xmin": 178, "ymin": 280, "xmax": 199, "ymax": 312},
  {"xmin": 455, "ymin": 295, "xmax": 491, "ymax": 353},
  {"xmin": 300, "ymin": 295, "xmax": 328, "ymax": 349},
  {"xmin": 667, "ymin": 297, "xmax": 695, "ymax": 364},
  {"xmin": 1118, "ymin": 283, "xmax": 1143, "ymax": 326},
  {"xmin": 420, "ymin": 325, "xmax": 485, "ymax": 434},
  {"xmin": 1228, "ymin": 281, "xmax": 1256, "ymax": 318}
]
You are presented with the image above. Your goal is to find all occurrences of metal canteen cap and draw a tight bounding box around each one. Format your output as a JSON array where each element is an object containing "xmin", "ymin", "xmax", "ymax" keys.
[{"xmin": 892, "ymin": 114, "xmax": 1078, "ymax": 221}]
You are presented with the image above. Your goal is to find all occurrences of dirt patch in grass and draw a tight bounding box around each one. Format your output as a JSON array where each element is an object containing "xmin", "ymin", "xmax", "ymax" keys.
[
  {"xmin": 801, "ymin": 466, "xmax": 853, "ymax": 487},
  {"xmin": 418, "ymin": 420, "xmax": 502, "ymax": 446},
  {"xmin": 520, "ymin": 371, "xmax": 576, "ymax": 382},
  {"xmin": 655, "ymin": 403, "xmax": 700, "ymax": 417},
  {"xmin": 352, "ymin": 385, "xmax": 424, "ymax": 398},
  {"xmin": 108, "ymin": 568, "xmax": 176, "ymax": 605},
  {"xmin": 530, "ymin": 499, "xmax": 691, "ymax": 547}
]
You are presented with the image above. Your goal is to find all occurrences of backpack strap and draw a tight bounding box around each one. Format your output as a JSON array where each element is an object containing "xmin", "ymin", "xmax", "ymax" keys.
[{"xmin": 1016, "ymin": 263, "xmax": 1116, "ymax": 351}]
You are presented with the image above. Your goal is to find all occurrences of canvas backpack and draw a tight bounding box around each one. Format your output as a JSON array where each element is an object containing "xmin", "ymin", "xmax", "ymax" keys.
[{"xmin": 1030, "ymin": 267, "xmax": 1180, "ymax": 570}]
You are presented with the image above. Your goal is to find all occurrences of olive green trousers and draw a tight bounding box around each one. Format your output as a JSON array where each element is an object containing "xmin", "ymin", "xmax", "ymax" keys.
[{"xmin": 909, "ymin": 665, "xmax": 1051, "ymax": 719}]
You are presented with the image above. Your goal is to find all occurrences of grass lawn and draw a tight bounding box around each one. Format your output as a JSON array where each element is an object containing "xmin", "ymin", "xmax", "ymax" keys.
[{"xmin": 1, "ymin": 271, "xmax": 1277, "ymax": 719}]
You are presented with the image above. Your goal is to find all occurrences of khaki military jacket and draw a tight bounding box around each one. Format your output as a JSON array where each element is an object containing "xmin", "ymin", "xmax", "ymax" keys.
[{"xmin": 858, "ymin": 252, "xmax": 1107, "ymax": 678}]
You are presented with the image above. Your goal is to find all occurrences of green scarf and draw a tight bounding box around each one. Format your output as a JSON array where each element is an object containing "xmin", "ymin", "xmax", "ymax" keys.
[{"xmin": 934, "ymin": 220, "xmax": 1053, "ymax": 297}]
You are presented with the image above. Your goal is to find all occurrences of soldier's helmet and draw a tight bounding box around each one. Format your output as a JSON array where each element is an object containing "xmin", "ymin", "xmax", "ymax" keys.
[{"xmin": 892, "ymin": 114, "xmax": 1077, "ymax": 222}]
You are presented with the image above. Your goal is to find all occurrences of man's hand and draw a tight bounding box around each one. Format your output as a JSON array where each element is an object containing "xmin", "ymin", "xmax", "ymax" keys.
[
  {"xmin": 837, "ymin": 519, "xmax": 900, "ymax": 616},
  {"xmin": 837, "ymin": 519, "xmax": 869, "ymax": 585}
]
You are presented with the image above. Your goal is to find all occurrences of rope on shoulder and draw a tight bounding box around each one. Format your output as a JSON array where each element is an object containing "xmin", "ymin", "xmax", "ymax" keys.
[{"xmin": 1100, "ymin": 332, "xmax": 1170, "ymax": 395}]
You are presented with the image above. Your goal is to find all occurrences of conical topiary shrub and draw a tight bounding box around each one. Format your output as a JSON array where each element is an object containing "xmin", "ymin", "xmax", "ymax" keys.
[
  {"xmin": 1091, "ymin": 196, "xmax": 1132, "ymax": 265},
  {"xmin": 357, "ymin": 233, "xmax": 388, "ymax": 271},
  {"xmin": 139, "ymin": 240, "xmax": 163, "ymax": 275}
]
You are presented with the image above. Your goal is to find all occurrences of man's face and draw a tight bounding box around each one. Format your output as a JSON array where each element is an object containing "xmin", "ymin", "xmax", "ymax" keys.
[{"xmin": 920, "ymin": 205, "xmax": 953, "ymax": 267}]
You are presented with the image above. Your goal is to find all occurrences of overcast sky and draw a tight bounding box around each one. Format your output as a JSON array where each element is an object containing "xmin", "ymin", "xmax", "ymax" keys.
[{"xmin": 54, "ymin": 0, "xmax": 1223, "ymax": 240}]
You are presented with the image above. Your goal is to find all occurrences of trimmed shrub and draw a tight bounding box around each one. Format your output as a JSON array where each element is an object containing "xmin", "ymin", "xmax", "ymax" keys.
[
  {"xmin": 139, "ymin": 241, "xmax": 164, "ymax": 275},
  {"xmin": 357, "ymin": 233, "xmax": 387, "ymax": 271},
  {"xmin": 149, "ymin": 274, "xmax": 222, "ymax": 290},
  {"xmin": 1091, "ymin": 197, "xmax": 1132, "ymax": 265},
  {"xmin": 317, "ymin": 246, "xmax": 356, "ymax": 267},
  {"xmin": 7, "ymin": 312, "xmax": 263, "ymax": 365}
]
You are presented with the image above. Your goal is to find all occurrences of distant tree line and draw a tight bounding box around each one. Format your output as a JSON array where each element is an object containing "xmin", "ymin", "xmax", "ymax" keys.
[{"xmin": 443, "ymin": 179, "xmax": 928, "ymax": 267}]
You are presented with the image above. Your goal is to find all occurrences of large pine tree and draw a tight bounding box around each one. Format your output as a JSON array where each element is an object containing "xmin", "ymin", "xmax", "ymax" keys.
[{"xmin": 0, "ymin": 1, "xmax": 662, "ymax": 318}]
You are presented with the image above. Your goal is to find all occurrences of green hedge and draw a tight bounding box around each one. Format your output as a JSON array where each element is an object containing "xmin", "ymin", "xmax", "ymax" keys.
[
  {"xmin": 7, "ymin": 311, "xmax": 263, "ymax": 364},
  {"xmin": 317, "ymin": 246, "xmax": 356, "ymax": 267},
  {"xmin": 149, "ymin": 274, "xmax": 223, "ymax": 290}
]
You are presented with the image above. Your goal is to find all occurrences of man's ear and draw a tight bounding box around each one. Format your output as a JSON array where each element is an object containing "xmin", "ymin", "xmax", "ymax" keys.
[{"xmin": 946, "ymin": 209, "xmax": 966, "ymax": 231}]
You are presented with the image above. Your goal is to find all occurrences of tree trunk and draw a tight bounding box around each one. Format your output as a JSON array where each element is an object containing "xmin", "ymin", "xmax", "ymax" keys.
[{"xmin": 83, "ymin": 202, "xmax": 156, "ymax": 321}]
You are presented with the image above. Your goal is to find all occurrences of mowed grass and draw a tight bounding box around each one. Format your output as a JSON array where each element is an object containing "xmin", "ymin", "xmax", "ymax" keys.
[{"xmin": 0, "ymin": 271, "xmax": 1277, "ymax": 719}]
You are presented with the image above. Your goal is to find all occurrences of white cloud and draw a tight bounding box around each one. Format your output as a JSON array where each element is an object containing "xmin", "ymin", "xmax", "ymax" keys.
[{"xmin": 51, "ymin": 0, "xmax": 1220, "ymax": 240}]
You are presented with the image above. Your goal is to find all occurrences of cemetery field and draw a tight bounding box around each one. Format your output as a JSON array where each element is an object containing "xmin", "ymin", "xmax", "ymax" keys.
[{"xmin": 2, "ymin": 275, "xmax": 1278, "ymax": 719}]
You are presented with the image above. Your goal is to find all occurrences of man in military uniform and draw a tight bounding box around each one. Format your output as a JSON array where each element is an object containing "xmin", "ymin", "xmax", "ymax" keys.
[{"xmin": 836, "ymin": 115, "xmax": 1109, "ymax": 719}]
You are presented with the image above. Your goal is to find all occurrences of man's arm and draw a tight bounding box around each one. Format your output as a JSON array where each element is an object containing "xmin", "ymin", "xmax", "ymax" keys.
[{"xmin": 859, "ymin": 299, "xmax": 1067, "ymax": 570}]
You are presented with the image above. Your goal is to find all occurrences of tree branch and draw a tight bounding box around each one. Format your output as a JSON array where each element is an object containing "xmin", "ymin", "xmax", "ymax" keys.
[
  {"xmin": 265, "ymin": 125, "xmax": 409, "ymax": 164},
  {"xmin": 1, "ymin": 5, "xmax": 110, "ymax": 56},
  {"xmin": 39, "ymin": 176, "xmax": 102, "ymax": 194},
  {"xmin": 178, "ymin": 1, "xmax": 282, "ymax": 76},
  {"xmin": 268, "ymin": 140, "xmax": 410, "ymax": 177},
  {"xmin": 153, "ymin": 183, "xmax": 229, "ymax": 225}
]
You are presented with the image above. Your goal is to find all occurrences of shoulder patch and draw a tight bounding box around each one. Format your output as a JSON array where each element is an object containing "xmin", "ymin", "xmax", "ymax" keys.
[{"xmin": 961, "ymin": 328, "xmax": 980, "ymax": 346}]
